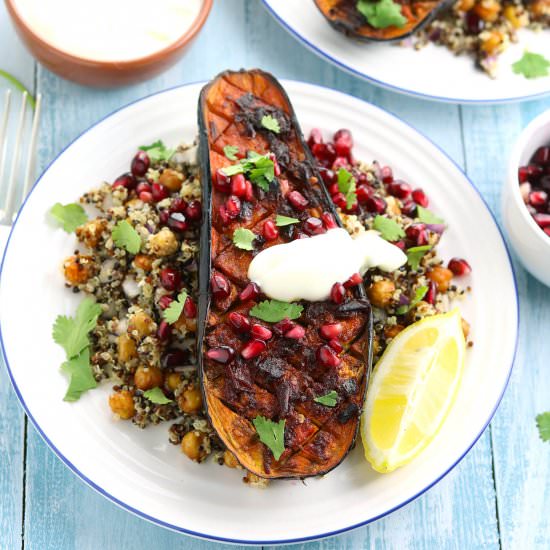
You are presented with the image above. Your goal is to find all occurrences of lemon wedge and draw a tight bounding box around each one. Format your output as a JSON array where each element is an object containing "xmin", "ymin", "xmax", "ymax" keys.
[{"xmin": 361, "ymin": 308, "xmax": 466, "ymax": 473}]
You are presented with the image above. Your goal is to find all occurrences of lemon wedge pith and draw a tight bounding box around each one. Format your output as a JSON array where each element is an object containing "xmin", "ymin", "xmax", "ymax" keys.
[{"xmin": 361, "ymin": 308, "xmax": 466, "ymax": 473}]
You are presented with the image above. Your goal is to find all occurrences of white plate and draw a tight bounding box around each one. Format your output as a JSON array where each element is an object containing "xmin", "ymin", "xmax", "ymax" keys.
[
  {"xmin": 262, "ymin": 0, "xmax": 550, "ymax": 104},
  {"xmin": 0, "ymin": 81, "xmax": 518, "ymax": 544}
]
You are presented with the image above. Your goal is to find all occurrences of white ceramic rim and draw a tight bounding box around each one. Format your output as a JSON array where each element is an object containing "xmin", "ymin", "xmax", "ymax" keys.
[
  {"xmin": 260, "ymin": 0, "xmax": 550, "ymax": 105},
  {"xmin": 0, "ymin": 80, "xmax": 519, "ymax": 545}
]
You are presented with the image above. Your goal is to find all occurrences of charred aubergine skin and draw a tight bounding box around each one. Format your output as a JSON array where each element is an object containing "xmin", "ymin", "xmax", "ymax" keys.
[
  {"xmin": 314, "ymin": 0, "xmax": 452, "ymax": 42},
  {"xmin": 197, "ymin": 69, "xmax": 373, "ymax": 479}
]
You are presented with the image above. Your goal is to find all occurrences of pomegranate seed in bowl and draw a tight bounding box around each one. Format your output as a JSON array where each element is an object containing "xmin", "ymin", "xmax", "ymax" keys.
[{"xmin": 448, "ymin": 258, "xmax": 472, "ymax": 276}]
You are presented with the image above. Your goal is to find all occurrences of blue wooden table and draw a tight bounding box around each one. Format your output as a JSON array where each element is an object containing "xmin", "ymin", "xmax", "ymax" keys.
[{"xmin": 1, "ymin": 1, "xmax": 550, "ymax": 548}]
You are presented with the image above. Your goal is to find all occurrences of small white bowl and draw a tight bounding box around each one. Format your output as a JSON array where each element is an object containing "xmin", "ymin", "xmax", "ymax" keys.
[{"xmin": 503, "ymin": 109, "xmax": 550, "ymax": 287}]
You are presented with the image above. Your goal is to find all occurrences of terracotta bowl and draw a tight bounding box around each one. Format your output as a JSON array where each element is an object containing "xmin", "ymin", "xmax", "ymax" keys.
[{"xmin": 5, "ymin": 0, "xmax": 213, "ymax": 87}]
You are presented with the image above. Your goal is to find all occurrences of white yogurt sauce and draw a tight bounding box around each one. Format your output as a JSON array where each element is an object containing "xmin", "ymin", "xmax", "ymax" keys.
[
  {"xmin": 248, "ymin": 228, "xmax": 407, "ymax": 303},
  {"xmin": 14, "ymin": 0, "xmax": 203, "ymax": 62}
]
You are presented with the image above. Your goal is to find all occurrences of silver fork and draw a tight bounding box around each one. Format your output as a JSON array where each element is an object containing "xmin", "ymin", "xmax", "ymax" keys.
[{"xmin": 0, "ymin": 89, "xmax": 42, "ymax": 256}]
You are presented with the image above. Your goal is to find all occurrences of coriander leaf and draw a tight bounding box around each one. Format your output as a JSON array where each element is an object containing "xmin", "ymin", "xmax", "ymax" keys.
[
  {"xmin": 50, "ymin": 203, "xmax": 88, "ymax": 233},
  {"xmin": 357, "ymin": 0, "xmax": 406, "ymax": 29},
  {"xmin": 53, "ymin": 297, "xmax": 102, "ymax": 358},
  {"xmin": 314, "ymin": 390, "xmax": 338, "ymax": 407},
  {"xmin": 407, "ymin": 245, "xmax": 432, "ymax": 271},
  {"xmin": 143, "ymin": 387, "xmax": 173, "ymax": 404},
  {"xmin": 248, "ymin": 155, "xmax": 275, "ymax": 191},
  {"xmin": 417, "ymin": 206, "xmax": 445, "ymax": 225},
  {"xmin": 138, "ymin": 139, "xmax": 175, "ymax": 163},
  {"xmin": 221, "ymin": 163, "xmax": 245, "ymax": 177},
  {"xmin": 337, "ymin": 168, "xmax": 357, "ymax": 209},
  {"xmin": 61, "ymin": 348, "xmax": 97, "ymax": 402},
  {"xmin": 233, "ymin": 228, "xmax": 256, "ymax": 251},
  {"xmin": 512, "ymin": 51, "xmax": 550, "ymax": 80},
  {"xmin": 373, "ymin": 215, "xmax": 405, "ymax": 241},
  {"xmin": 223, "ymin": 145, "xmax": 240, "ymax": 161},
  {"xmin": 261, "ymin": 115, "xmax": 281, "ymax": 134},
  {"xmin": 163, "ymin": 290, "xmax": 188, "ymax": 324},
  {"xmin": 250, "ymin": 299, "xmax": 303, "ymax": 323},
  {"xmin": 536, "ymin": 412, "xmax": 550, "ymax": 442},
  {"xmin": 396, "ymin": 285, "xmax": 429, "ymax": 315},
  {"xmin": 275, "ymin": 214, "xmax": 299, "ymax": 227},
  {"xmin": 112, "ymin": 220, "xmax": 141, "ymax": 254},
  {"xmin": 252, "ymin": 416, "xmax": 285, "ymax": 460}
]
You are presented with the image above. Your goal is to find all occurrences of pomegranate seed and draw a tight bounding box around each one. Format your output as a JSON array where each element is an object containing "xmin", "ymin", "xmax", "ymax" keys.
[
  {"xmin": 425, "ymin": 281, "xmax": 437, "ymax": 305},
  {"xmin": 244, "ymin": 180, "xmax": 254, "ymax": 202},
  {"xmin": 330, "ymin": 282, "xmax": 346, "ymax": 304},
  {"xmin": 319, "ymin": 167, "xmax": 336, "ymax": 185},
  {"xmin": 136, "ymin": 181, "xmax": 151, "ymax": 194},
  {"xmin": 345, "ymin": 201, "xmax": 358, "ymax": 213},
  {"xmin": 230, "ymin": 174, "xmax": 247, "ymax": 198},
  {"xmin": 288, "ymin": 190, "xmax": 309, "ymax": 211},
  {"xmin": 533, "ymin": 213, "xmax": 550, "ymax": 228},
  {"xmin": 158, "ymin": 295, "xmax": 174, "ymax": 310},
  {"xmin": 448, "ymin": 258, "xmax": 472, "ymax": 276},
  {"xmin": 317, "ymin": 345, "xmax": 342, "ymax": 368},
  {"xmin": 321, "ymin": 212, "xmax": 338, "ymax": 229},
  {"xmin": 183, "ymin": 296, "xmax": 197, "ymax": 318},
  {"xmin": 333, "ymin": 129, "xmax": 353, "ymax": 158},
  {"xmin": 162, "ymin": 348, "xmax": 187, "ymax": 368},
  {"xmin": 131, "ymin": 151, "xmax": 150, "ymax": 177},
  {"xmin": 241, "ymin": 339, "xmax": 266, "ymax": 360},
  {"xmin": 465, "ymin": 10, "xmax": 484, "ymax": 33},
  {"xmin": 540, "ymin": 175, "xmax": 550, "ymax": 192},
  {"xmin": 274, "ymin": 318, "xmax": 296, "ymax": 336},
  {"xmin": 160, "ymin": 267, "xmax": 181, "ymax": 291},
  {"xmin": 344, "ymin": 272, "xmax": 363, "ymax": 288},
  {"xmin": 159, "ymin": 210, "xmax": 169, "ymax": 225},
  {"xmin": 308, "ymin": 128, "xmax": 323, "ymax": 148},
  {"xmin": 518, "ymin": 166, "xmax": 530, "ymax": 183},
  {"xmin": 170, "ymin": 197, "xmax": 187, "ymax": 213},
  {"xmin": 401, "ymin": 200, "xmax": 417, "ymax": 217},
  {"xmin": 303, "ymin": 217, "xmax": 326, "ymax": 236},
  {"xmin": 225, "ymin": 195, "xmax": 241, "ymax": 218},
  {"xmin": 328, "ymin": 339, "xmax": 343, "ymax": 353},
  {"xmin": 393, "ymin": 240, "xmax": 406, "ymax": 250},
  {"xmin": 213, "ymin": 169, "xmax": 231, "ymax": 193},
  {"xmin": 210, "ymin": 273, "xmax": 230, "ymax": 300},
  {"xmin": 380, "ymin": 166, "xmax": 393, "ymax": 184},
  {"xmin": 328, "ymin": 183, "xmax": 340, "ymax": 195},
  {"xmin": 356, "ymin": 184, "xmax": 373, "ymax": 203},
  {"xmin": 152, "ymin": 182, "xmax": 169, "ymax": 202},
  {"xmin": 239, "ymin": 282, "xmax": 261, "ymax": 302},
  {"xmin": 284, "ymin": 325, "xmax": 306, "ymax": 339},
  {"xmin": 263, "ymin": 219, "xmax": 279, "ymax": 241},
  {"xmin": 332, "ymin": 192, "xmax": 347, "ymax": 209},
  {"xmin": 366, "ymin": 196, "xmax": 387, "ymax": 214},
  {"xmin": 332, "ymin": 157, "xmax": 349, "ymax": 171},
  {"xmin": 250, "ymin": 324, "xmax": 273, "ymax": 341},
  {"xmin": 207, "ymin": 346, "xmax": 234, "ymax": 364},
  {"xmin": 228, "ymin": 312, "xmax": 251, "ymax": 333},
  {"xmin": 320, "ymin": 323, "xmax": 343, "ymax": 340},
  {"xmin": 526, "ymin": 164, "xmax": 543, "ymax": 182},
  {"xmin": 529, "ymin": 190, "xmax": 548, "ymax": 207},
  {"xmin": 545, "ymin": 228, "xmax": 550, "ymax": 237},
  {"xmin": 267, "ymin": 153, "xmax": 281, "ymax": 177},
  {"xmin": 388, "ymin": 180, "xmax": 412, "ymax": 199},
  {"xmin": 112, "ymin": 172, "xmax": 136, "ymax": 190},
  {"xmin": 157, "ymin": 320, "xmax": 172, "ymax": 342},
  {"xmin": 406, "ymin": 223, "xmax": 429, "ymax": 246},
  {"xmin": 218, "ymin": 205, "xmax": 230, "ymax": 224},
  {"xmin": 534, "ymin": 146, "xmax": 550, "ymax": 166},
  {"xmin": 412, "ymin": 188, "xmax": 429, "ymax": 207},
  {"xmin": 185, "ymin": 200, "xmax": 202, "ymax": 221},
  {"xmin": 167, "ymin": 212, "xmax": 188, "ymax": 232},
  {"xmin": 311, "ymin": 142, "xmax": 336, "ymax": 165},
  {"xmin": 139, "ymin": 191, "xmax": 153, "ymax": 203}
]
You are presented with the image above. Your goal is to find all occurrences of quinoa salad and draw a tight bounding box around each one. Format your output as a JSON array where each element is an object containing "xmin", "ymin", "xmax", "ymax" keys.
[{"xmin": 55, "ymin": 127, "xmax": 472, "ymax": 486}]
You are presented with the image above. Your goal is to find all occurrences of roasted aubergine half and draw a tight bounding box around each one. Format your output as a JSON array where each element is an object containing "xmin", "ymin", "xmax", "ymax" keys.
[
  {"xmin": 314, "ymin": 0, "xmax": 451, "ymax": 42},
  {"xmin": 197, "ymin": 69, "xmax": 373, "ymax": 479}
]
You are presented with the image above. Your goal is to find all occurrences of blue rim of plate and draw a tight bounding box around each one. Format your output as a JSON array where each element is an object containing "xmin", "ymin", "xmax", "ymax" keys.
[
  {"xmin": 0, "ymin": 79, "xmax": 520, "ymax": 545},
  {"xmin": 261, "ymin": 0, "xmax": 550, "ymax": 105}
]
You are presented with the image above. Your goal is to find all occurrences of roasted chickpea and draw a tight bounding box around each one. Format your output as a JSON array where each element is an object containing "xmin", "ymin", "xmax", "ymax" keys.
[
  {"xmin": 427, "ymin": 266, "xmax": 454, "ymax": 293},
  {"xmin": 181, "ymin": 431, "xmax": 207, "ymax": 462},
  {"xmin": 149, "ymin": 227, "xmax": 179, "ymax": 257},
  {"xmin": 223, "ymin": 450, "xmax": 240, "ymax": 469},
  {"xmin": 177, "ymin": 385, "xmax": 203, "ymax": 414},
  {"xmin": 503, "ymin": 5, "xmax": 523, "ymax": 28},
  {"xmin": 166, "ymin": 372, "xmax": 182, "ymax": 392},
  {"xmin": 133, "ymin": 254, "xmax": 154, "ymax": 272},
  {"xmin": 530, "ymin": 0, "xmax": 549, "ymax": 18},
  {"xmin": 175, "ymin": 315, "xmax": 197, "ymax": 333},
  {"xmin": 76, "ymin": 218, "xmax": 107, "ymax": 249},
  {"xmin": 480, "ymin": 31, "xmax": 504, "ymax": 54},
  {"xmin": 474, "ymin": 0, "xmax": 501, "ymax": 22},
  {"xmin": 385, "ymin": 196, "xmax": 401, "ymax": 216},
  {"xmin": 367, "ymin": 279, "xmax": 396, "ymax": 308},
  {"xmin": 109, "ymin": 390, "xmax": 135, "ymax": 419},
  {"xmin": 461, "ymin": 318, "xmax": 471, "ymax": 339},
  {"xmin": 159, "ymin": 169, "xmax": 183, "ymax": 192},
  {"xmin": 134, "ymin": 365, "xmax": 163, "ymax": 391},
  {"xmin": 128, "ymin": 310, "xmax": 155, "ymax": 338},
  {"xmin": 384, "ymin": 324, "xmax": 405, "ymax": 339},
  {"xmin": 457, "ymin": 0, "xmax": 475, "ymax": 11},
  {"xmin": 117, "ymin": 334, "xmax": 137, "ymax": 364},
  {"xmin": 63, "ymin": 254, "xmax": 95, "ymax": 285}
]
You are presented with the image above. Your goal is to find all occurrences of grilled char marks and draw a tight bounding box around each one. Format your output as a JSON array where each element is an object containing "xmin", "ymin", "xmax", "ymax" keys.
[{"xmin": 199, "ymin": 69, "xmax": 373, "ymax": 479}]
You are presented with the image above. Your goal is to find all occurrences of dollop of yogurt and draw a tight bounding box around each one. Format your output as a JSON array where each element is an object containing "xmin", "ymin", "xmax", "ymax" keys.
[{"xmin": 248, "ymin": 228, "xmax": 406, "ymax": 303}]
